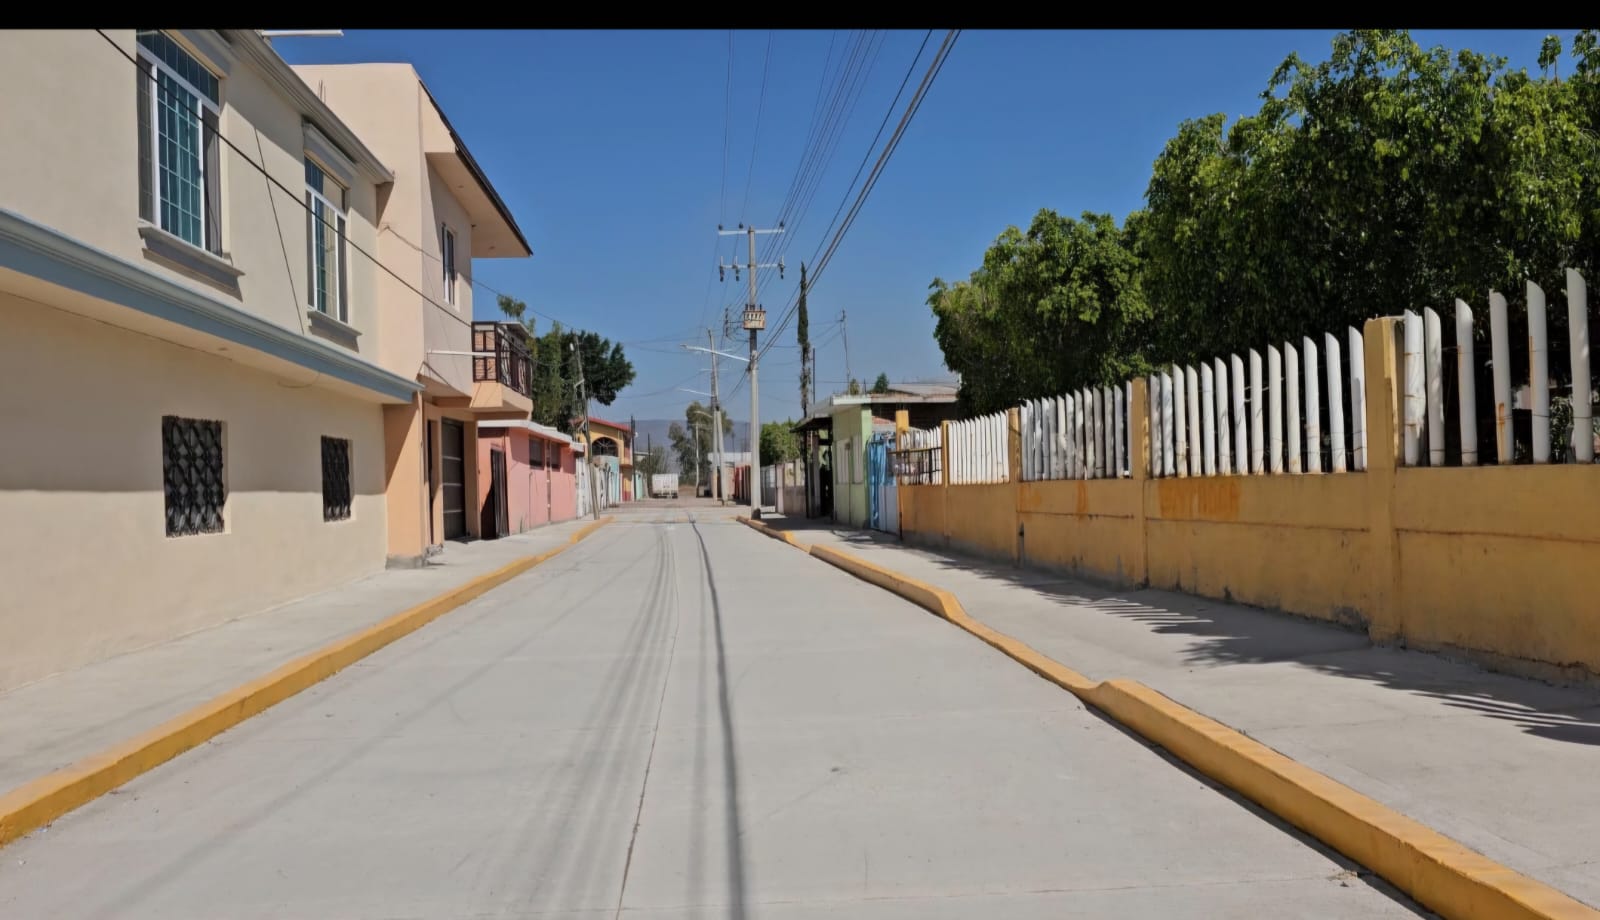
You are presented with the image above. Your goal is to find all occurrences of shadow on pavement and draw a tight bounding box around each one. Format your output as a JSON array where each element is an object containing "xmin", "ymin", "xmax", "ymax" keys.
[{"xmin": 759, "ymin": 516, "xmax": 1600, "ymax": 748}]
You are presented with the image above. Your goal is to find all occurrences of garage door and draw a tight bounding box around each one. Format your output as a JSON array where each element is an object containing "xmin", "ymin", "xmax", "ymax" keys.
[{"xmin": 441, "ymin": 418, "xmax": 467, "ymax": 540}]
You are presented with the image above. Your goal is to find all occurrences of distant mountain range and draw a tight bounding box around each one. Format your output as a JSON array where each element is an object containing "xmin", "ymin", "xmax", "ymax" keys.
[{"xmin": 630, "ymin": 419, "xmax": 752, "ymax": 472}]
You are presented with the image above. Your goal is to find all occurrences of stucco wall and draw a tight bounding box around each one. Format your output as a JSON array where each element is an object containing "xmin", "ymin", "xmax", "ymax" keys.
[
  {"xmin": 476, "ymin": 430, "xmax": 530, "ymax": 535},
  {"xmin": 550, "ymin": 442, "xmax": 577, "ymax": 523},
  {"xmin": 0, "ymin": 292, "xmax": 386, "ymax": 691},
  {"xmin": 830, "ymin": 405, "xmax": 872, "ymax": 528},
  {"xmin": 0, "ymin": 31, "xmax": 383, "ymax": 361}
]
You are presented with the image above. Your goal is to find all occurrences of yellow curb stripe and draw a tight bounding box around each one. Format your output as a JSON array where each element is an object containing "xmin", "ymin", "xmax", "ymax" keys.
[
  {"xmin": 782, "ymin": 533, "xmax": 1597, "ymax": 920},
  {"xmin": 0, "ymin": 516, "xmax": 614, "ymax": 850},
  {"xmin": 736, "ymin": 515, "xmax": 809, "ymax": 550}
]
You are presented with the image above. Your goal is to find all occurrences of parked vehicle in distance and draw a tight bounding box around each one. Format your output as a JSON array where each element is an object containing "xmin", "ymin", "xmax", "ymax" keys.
[{"xmin": 650, "ymin": 473, "xmax": 679, "ymax": 499}]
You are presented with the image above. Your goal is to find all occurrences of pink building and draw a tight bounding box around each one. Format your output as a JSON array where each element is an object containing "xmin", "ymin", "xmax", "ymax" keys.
[{"xmin": 475, "ymin": 421, "xmax": 578, "ymax": 537}]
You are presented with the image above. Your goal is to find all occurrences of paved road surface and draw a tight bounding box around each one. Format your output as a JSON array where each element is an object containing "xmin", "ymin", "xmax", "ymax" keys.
[{"xmin": 0, "ymin": 508, "xmax": 1423, "ymax": 918}]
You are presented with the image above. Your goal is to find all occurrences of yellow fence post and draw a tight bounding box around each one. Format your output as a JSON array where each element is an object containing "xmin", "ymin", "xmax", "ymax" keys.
[
  {"xmin": 939, "ymin": 419, "xmax": 953, "ymax": 543},
  {"xmin": 1007, "ymin": 407, "xmax": 1023, "ymax": 563},
  {"xmin": 1130, "ymin": 378, "xmax": 1151, "ymax": 586},
  {"xmin": 1362, "ymin": 317, "xmax": 1403, "ymax": 643}
]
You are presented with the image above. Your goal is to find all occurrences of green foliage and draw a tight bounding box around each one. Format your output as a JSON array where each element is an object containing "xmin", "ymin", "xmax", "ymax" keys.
[
  {"xmin": 494, "ymin": 296, "xmax": 636, "ymax": 434},
  {"xmin": 759, "ymin": 419, "xmax": 801, "ymax": 467},
  {"xmin": 929, "ymin": 209, "xmax": 1149, "ymax": 414},
  {"xmin": 931, "ymin": 30, "xmax": 1600, "ymax": 408},
  {"xmin": 846, "ymin": 378, "xmax": 863, "ymax": 395},
  {"xmin": 871, "ymin": 372, "xmax": 891, "ymax": 393},
  {"xmin": 634, "ymin": 445, "xmax": 669, "ymax": 478},
  {"xmin": 668, "ymin": 401, "xmax": 731, "ymax": 477}
]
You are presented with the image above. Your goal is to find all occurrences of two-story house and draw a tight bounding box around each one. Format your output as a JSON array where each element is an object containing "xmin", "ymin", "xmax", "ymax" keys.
[
  {"xmin": 0, "ymin": 30, "xmax": 425, "ymax": 690},
  {"xmin": 0, "ymin": 31, "xmax": 537, "ymax": 692},
  {"xmin": 289, "ymin": 62, "xmax": 534, "ymax": 565}
]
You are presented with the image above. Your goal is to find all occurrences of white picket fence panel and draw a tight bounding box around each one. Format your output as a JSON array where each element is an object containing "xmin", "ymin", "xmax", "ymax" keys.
[
  {"xmin": 947, "ymin": 411, "xmax": 1009, "ymax": 484},
  {"xmin": 1150, "ymin": 322, "xmax": 1369, "ymax": 479},
  {"xmin": 1020, "ymin": 383, "xmax": 1132, "ymax": 481},
  {"xmin": 962, "ymin": 269, "xmax": 1595, "ymax": 487},
  {"xmin": 1404, "ymin": 271, "xmax": 1594, "ymax": 467}
]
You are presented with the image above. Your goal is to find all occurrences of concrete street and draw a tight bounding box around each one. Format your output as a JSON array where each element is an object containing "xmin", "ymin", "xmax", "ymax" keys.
[
  {"xmin": 778, "ymin": 518, "xmax": 1600, "ymax": 910},
  {"xmin": 0, "ymin": 506, "xmax": 1423, "ymax": 918}
]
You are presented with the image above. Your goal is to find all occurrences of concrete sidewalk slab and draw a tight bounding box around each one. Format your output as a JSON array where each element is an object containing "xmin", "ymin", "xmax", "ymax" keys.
[
  {"xmin": 0, "ymin": 510, "xmax": 1423, "ymax": 918},
  {"xmin": 0, "ymin": 518, "xmax": 621, "ymax": 795},
  {"xmin": 769, "ymin": 516, "xmax": 1600, "ymax": 910}
]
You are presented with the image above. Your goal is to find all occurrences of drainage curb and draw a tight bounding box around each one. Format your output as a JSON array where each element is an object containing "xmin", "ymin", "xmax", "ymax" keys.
[
  {"xmin": 0, "ymin": 516, "xmax": 614, "ymax": 849},
  {"xmin": 754, "ymin": 524, "xmax": 1595, "ymax": 920}
]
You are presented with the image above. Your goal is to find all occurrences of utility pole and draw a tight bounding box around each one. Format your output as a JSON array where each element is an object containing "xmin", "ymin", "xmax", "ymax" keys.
[
  {"xmin": 573, "ymin": 341, "xmax": 600, "ymax": 520},
  {"xmin": 840, "ymin": 309, "xmax": 851, "ymax": 390},
  {"xmin": 719, "ymin": 221, "xmax": 785, "ymax": 519},
  {"xmin": 689, "ymin": 418, "xmax": 701, "ymax": 494},
  {"xmin": 708, "ymin": 328, "xmax": 724, "ymax": 504}
]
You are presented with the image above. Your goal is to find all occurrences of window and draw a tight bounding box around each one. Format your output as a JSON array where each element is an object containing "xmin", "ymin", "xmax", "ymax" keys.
[
  {"xmin": 548, "ymin": 443, "xmax": 561, "ymax": 469},
  {"xmin": 305, "ymin": 159, "xmax": 348, "ymax": 322},
  {"xmin": 322, "ymin": 436, "xmax": 352, "ymax": 521},
  {"xmin": 530, "ymin": 438, "xmax": 545, "ymax": 469},
  {"xmin": 137, "ymin": 31, "xmax": 221, "ymax": 253},
  {"xmin": 440, "ymin": 224, "xmax": 457, "ymax": 305},
  {"xmin": 163, "ymin": 415, "xmax": 225, "ymax": 536}
]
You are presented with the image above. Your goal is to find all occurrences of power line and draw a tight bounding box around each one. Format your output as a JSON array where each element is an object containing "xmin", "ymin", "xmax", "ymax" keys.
[
  {"xmin": 701, "ymin": 30, "xmax": 737, "ymax": 333},
  {"xmin": 801, "ymin": 30, "xmax": 931, "ymax": 284},
  {"xmin": 737, "ymin": 30, "xmax": 774, "ymax": 223},
  {"xmin": 759, "ymin": 31, "xmax": 869, "ymax": 259},
  {"xmin": 730, "ymin": 30, "xmax": 960, "ymax": 392},
  {"xmin": 754, "ymin": 31, "xmax": 884, "ymax": 292},
  {"xmin": 94, "ymin": 29, "xmax": 628, "ymax": 347}
]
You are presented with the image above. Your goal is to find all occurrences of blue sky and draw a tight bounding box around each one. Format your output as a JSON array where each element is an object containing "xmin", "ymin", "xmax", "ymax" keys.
[{"xmin": 274, "ymin": 29, "xmax": 1566, "ymax": 427}]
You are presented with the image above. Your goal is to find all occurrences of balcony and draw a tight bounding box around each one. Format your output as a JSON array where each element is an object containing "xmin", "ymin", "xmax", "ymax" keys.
[{"xmin": 469, "ymin": 321, "xmax": 534, "ymax": 416}]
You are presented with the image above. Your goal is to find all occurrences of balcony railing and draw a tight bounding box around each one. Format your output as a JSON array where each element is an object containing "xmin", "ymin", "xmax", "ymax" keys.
[{"xmin": 472, "ymin": 322, "xmax": 533, "ymax": 398}]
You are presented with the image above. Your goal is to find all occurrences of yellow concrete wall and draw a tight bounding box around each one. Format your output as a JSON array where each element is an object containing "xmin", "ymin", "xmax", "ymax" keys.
[
  {"xmin": 0, "ymin": 293, "xmax": 387, "ymax": 691},
  {"xmin": 1018, "ymin": 480, "xmax": 1144, "ymax": 585},
  {"xmin": 1391, "ymin": 465, "xmax": 1600, "ymax": 678},
  {"xmin": 1142, "ymin": 475, "xmax": 1374, "ymax": 626},
  {"xmin": 897, "ymin": 319, "xmax": 1600, "ymax": 680}
]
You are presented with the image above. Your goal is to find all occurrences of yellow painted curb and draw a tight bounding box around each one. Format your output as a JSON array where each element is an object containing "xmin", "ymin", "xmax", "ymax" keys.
[
  {"xmin": 735, "ymin": 515, "xmax": 810, "ymax": 550},
  {"xmin": 800, "ymin": 538, "xmax": 1597, "ymax": 920},
  {"xmin": 0, "ymin": 516, "xmax": 614, "ymax": 850}
]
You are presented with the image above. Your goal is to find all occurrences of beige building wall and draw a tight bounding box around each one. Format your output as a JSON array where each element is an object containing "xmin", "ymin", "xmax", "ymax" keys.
[
  {"xmin": 0, "ymin": 293, "xmax": 387, "ymax": 691},
  {"xmin": 0, "ymin": 30, "xmax": 411, "ymax": 688},
  {"xmin": 291, "ymin": 63, "xmax": 480, "ymax": 395},
  {"xmin": 293, "ymin": 62, "xmax": 530, "ymax": 563},
  {"xmin": 0, "ymin": 30, "xmax": 387, "ymax": 360}
]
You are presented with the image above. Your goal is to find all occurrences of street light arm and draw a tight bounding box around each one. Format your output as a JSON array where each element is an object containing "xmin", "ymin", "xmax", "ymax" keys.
[{"xmin": 680, "ymin": 344, "xmax": 749, "ymax": 363}]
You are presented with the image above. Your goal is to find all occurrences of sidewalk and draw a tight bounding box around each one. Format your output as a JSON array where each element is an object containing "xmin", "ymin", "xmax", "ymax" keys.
[
  {"xmin": 765, "ymin": 515, "xmax": 1600, "ymax": 909},
  {"xmin": 0, "ymin": 518, "xmax": 616, "ymax": 795}
]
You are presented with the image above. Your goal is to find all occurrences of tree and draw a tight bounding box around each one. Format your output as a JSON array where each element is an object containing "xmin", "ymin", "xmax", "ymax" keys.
[
  {"xmin": 635, "ymin": 445, "xmax": 669, "ymax": 478},
  {"xmin": 668, "ymin": 400, "xmax": 732, "ymax": 479},
  {"xmin": 496, "ymin": 295, "xmax": 637, "ymax": 434},
  {"xmin": 928, "ymin": 209, "xmax": 1149, "ymax": 414},
  {"xmin": 847, "ymin": 378, "xmax": 863, "ymax": 395},
  {"xmin": 871, "ymin": 373, "xmax": 891, "ymax": 394},
  {"xmin": 928, "ymin": 29, "xmax": 1600, "ymax": 424},
  {"xmin": 797, "ymin": 262, "xmax": 812, "ymax": 415},
  {"xmin": 760, "ymin": 419, "xmax": 801, "ymax": 466}
]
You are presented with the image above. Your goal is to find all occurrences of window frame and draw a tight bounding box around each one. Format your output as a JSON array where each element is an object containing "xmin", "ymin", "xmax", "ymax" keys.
[
  {"xmin": 304, "ymin": 157, "xmax": 349, "ymax": 323},
  {"xmin": 440, "ymin": 223, "xmax": 457, "ymax": 306},
  {"xmin": 136, "ymin": 31, "xmax": 223, "ymax": 255}
]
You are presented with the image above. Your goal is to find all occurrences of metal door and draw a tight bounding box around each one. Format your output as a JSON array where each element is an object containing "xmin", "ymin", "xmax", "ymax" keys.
[
  {"xmin": 441, "ymin": 418, "xmax": 467, "ymax": 540},
  {"xmin": 483, "ymin": 447, "xmax": 509, "ymax": 539},
  {"xmin": 866, "ymin": 434, "xmax": 899, "ymax": 534}
]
